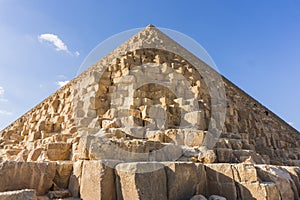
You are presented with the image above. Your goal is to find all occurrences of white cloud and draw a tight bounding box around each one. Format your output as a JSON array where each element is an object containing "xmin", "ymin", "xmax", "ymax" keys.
[
  {"xmin": 75, "ymin": 51, "xmax": 80, "ymax": 56},
  {"xmin": 38, "ymin": 33, "xmax": 80, "ymax": 56},
  {"xmin": 56, "ymin": 80, "xmax": 69, "ymax": 87},
  {"xmin": 0, "ymin": 86, "xmax": 8, "ymax": 102},
  {"xmin": 0, "ymin": 110, "xmax": 12, "ymax": 116},
  {"xmin": 0, "ymin": 86, "xmax": 4, "ymax": 97}
]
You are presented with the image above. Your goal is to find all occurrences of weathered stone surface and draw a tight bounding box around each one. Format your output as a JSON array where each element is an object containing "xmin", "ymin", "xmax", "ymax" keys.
[
  {"xmin": 163, "ymin": 162, "xmax": 204, "ymax": 200},
  {"xmin": 47, "ymin": 142, "xmax": 71, "ymax": 161},
  {"xmin": 198, "ymin": 146, "xmax": 216, "ymax": 163},
  {"xmin": 208, "ymin": 195, "xmax": 226, "ymax": 200},
  {"xmin": 53, "ymin": 161, "xmax": 73, "ymax": 189},
  {"xmin": 0, "ymin": 189, "xmax": 37, "ymax": 200},
  {"xmin": 205, "ymin": 164, "xmax": 236, "ymax": 199},
  {"xmin": 68, "ymin": 160, "xmax": 83, "ymax": 198},
  {"xmin": 255, "ymin": 165, "xmax": 296, "ymax": 200},
  {"xmin": 80, "ymin": 160, "xmax": 120, "ymax": 200},
  {"xmin": 116, "ymin": 162, "xmax": 167, "ymax": 200},
  {"xmin": 190, "ymin": 194, "xmax": 207, "ymax": 200},
  {"xmin": 0, "ymin": 161, "xmax": 56, "ymax": 195},
  {"xmin": 47, "ymin": 190, "xmax": 71, "ymax": 199}
]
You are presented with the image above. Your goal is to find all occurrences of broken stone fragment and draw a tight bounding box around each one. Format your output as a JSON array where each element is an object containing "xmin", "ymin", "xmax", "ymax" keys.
[{"xmin": 198, "ymin": 146, "xmax": 216, "ymax": 163}]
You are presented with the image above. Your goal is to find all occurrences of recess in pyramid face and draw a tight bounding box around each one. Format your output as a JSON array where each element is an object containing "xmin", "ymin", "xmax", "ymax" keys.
[{"xmin": 93, "ymin": 49, "xmax": 211, "ymax": 135}]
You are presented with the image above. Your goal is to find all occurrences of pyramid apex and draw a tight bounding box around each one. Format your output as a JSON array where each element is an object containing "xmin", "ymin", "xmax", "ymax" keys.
[{"xmin": 146, "ymin": 24, "xmax": 156, "ymax": 28}]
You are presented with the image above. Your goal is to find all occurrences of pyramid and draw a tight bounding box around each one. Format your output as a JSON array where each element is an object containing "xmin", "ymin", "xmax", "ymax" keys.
[{"xmin": 0, "ymin": 25, "xmax": 299, "ymax": 199}]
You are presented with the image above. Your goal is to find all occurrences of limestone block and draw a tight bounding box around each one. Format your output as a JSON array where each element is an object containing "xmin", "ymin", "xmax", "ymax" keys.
[
  {"xmin": 80, "ymin": 160, "xmax": 120, "ymax": 200},
  {"xmin": 27, "ymin": 148, "xmax": 42, "ymax": 161},
  {"xmin": 115, "ymin": 162, "xmax": 167, "ymax": 200},
  {"xmin": 0, "ymin": 161, "xmax": 56, "ymax": 195},
  {"xmin": 163, "ymin": 162, "xmax": 204, "ymax": 200},
  {"xmin": 184, "ymin": 129, "xmax": 205, "ymax": 147},
  {"xmin": 0, "ymin": 189, "xmax": 37, "ymax": 200},
  {"xmin": 205, "ymin": 164, "xmax": 237, "ymax": 200},
  {"xmin": 238, "ymin": 182, "xmax": 280, "ymax": 200},
  {"xmin": 198, "ymin": 146, "xmax": 216, "ymax": 163},
  {"xmin": 281, "ymin": 166, "xmax": 300, "ymax": 195},
  {"xmin": 164, "ymin": 129, "xmax": 185, "ymax": 145},
  {"xmin": 119, "ymin": 116, "xmax": 143, "ymax": 127},
  {"xmin": 28, "ymin": 131, "xmax": 41, "ymax": 141},
  {"xmin": 255, "ymin": 165, "xmax": 296, "ymax": 200},
  {"xmin": 68, "ymin": 160, "xmax": 83, "ymax": 197},
  {"xmin": 216, "ymin": 148, "xmax": 232, "ymax": 163},
  {"xmin": 46, "ymin": 142, "xmax": 71, "ymax": 161},
  {"xmin": 232, "ymin": 163, "xmax": 258, "ymax": 183},
  {"xmin": 53, "ymin": 161, "xmax": 73, "ymax": 189},
  {"xmin": 148, "ymin": 143, "xmax": 182, "ymax": 162}
]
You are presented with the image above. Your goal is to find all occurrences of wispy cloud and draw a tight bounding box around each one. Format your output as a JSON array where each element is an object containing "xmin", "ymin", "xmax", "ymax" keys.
[
  {"xmin": 0, "ymin": 86, "xmax": 8, "ymax": 102},
  {"xmin": 0, "ymin": 110, "xmax": 12, "ymax": 116},
  {"xmin": 56, "ymin": 80, "xmax": 70, "ymax": 87},
  {"xmin": 38, "ymin": 33, "xmax": 79, "ymax": 56},
  {"xmin": 0, "ymin": 86, "xmax": 4, "ymax": 97}
]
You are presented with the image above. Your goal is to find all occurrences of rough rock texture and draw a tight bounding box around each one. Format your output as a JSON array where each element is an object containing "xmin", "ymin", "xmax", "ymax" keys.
[
  {"xmin": 0, "ymin": 161, "xmax": 56, "ymax": 195},
  {"xmin": 0, "ymin": 25, "xmax": 299, "ymax": 199},
  {"xmin": 0, "ymin": 189, "xmax": 37, "ymax": 200},
  {"xmin": 80, "ymin": 160, "xmax": 119, "ymax": 200},
  {"xmin": 116, "ymin": 162, "xmax": 167, "ymax": 200}
]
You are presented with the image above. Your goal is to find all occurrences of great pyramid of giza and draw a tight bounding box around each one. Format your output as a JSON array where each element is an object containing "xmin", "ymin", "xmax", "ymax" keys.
[{"xmin": 0, "ymin": 25, "xmax": 299, "ymax": 200}]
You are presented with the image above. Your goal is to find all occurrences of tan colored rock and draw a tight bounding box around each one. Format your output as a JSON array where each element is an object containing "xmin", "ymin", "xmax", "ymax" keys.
[
  {"xmin": 255, "ymin": 165, "xmax": 296, "ymax": 200},
  {"xmin": 80, "ymin": 160, "xmax": 120, "ymax": 200},
  {"xmin": 27, "ymin": 148, "xmax": 43, "ymax": 161},
  {"xmin": 0, "ymin": 189, "xmax": 37, "ymax": 200},
  {"xmin": 0, "ymin": 161, "xmax": 56, "ymax": 195},
  {"xmin": 184, "ymin": 129, "xmax": 205, "ymax": 147},
  {"xmin": 281, "ymin": 166, "xmax": 300, "ymax": 196},
  {"xmin": 163, "ymin": 162, "xmax": 205, "ymax": 200},
  {"xmin": 46, "ymin": 142, "xmax": 71, "ymax": 161},
  {"xmin": 205, "ymin": 164, "xmax": 236, "ymax": 199},
  {"xmin": 53, "ymin": 161, "xmax": 73, "ymax": 189},
  {"xmin": 198, "ymin": 146, "xmax": 216, "ymax": 163},
  {"xmin": 116, "ymin": 162, "xmax": 167, "ymax": 200},
  {"xmin": 68, "ymin": 160, "xmax": 83, "ymax": 198}
]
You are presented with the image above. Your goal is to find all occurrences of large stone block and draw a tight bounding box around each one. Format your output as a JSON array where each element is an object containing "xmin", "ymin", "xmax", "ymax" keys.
[
  {"xmin": 205, "ymin": 164, "xmax": 237, "ymax": 200},
  {"xmin": 46, "ymin": 142, "xmax": 71, "ymax": 161},
  {"xmin": 116, "ymin": 162, "xmax": 167, "ymax": 200},
  {"xmin": 255, "ymin": 165, "xmax": 296, "ymax": 200},
  {"xmin": 80, "ymin": 160, "xmax": 120, "ymax": 200},
  {"xmin": 0, "ymin": 161, "xmax": 56, "ymax": 195},
  {"xmin": 68, "ymin": 160, "xmax": 83, "ymax": 198},
  {"xmin": 53, "ymin": 161, "xmax": 73, "ymax": 189},
  {"xmin": 163, "ymin": 162, "xmax": 205, "ymax": 200}
]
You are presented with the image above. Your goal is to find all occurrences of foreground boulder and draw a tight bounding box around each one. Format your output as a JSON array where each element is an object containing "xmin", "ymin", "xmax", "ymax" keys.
[{"xmin": 0, "ymin": 161, "xmax": 56, "ymax": 195}]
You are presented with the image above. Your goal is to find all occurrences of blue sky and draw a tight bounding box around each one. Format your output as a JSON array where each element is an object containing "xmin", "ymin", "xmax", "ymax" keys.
[{"xmin": 0, "ymin": 0, "xmax": 299, "ymax": 131}]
